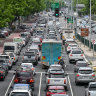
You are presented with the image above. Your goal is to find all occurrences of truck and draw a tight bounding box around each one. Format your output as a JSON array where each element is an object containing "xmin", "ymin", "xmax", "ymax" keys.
[{"xmin": 42, "ymin": 39, "xmax": 62, "ymax": 68}]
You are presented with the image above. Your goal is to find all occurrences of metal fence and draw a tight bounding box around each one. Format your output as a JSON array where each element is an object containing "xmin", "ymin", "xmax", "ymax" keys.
[{"xmin": 77, "ymin": 33, "xmax": 96, "ymax": 51}]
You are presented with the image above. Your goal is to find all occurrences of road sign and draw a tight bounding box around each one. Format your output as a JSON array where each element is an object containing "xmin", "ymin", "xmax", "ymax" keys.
[
  {"xmin": 67, "ymin": 17, "xmax": 73, "ymax": 23},
  {"xmin": 92, "ymin": 40, "xmax": 96, "ymax": 44},
  {"xmin": 51, "ymin": 3, "xmax": 59, "ymax": 10},
  {"xmin": 81, "ymin": 28, "xmax": 89, "ymax": 37}
]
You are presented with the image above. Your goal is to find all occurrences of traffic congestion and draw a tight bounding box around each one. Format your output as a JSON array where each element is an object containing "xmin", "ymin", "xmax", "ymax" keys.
[{"xmin": 0, "ymin": 11, "xmax": 96, "ymax": 96}]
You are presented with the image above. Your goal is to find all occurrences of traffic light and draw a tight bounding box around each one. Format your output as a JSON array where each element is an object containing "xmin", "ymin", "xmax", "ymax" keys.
[{"xmin": 55, "ymin": 8, "xmax": 59, "ymax": 17}]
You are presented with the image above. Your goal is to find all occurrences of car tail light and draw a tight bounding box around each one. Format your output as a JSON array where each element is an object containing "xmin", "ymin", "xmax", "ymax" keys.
[
  {"xmin": 29, "ymin": 79, "xmax": 34, "ymax": 83},
  {"xmin": 70, "ymin": 54, "xmax": 73, "ymax": 56},
  {"xmin": 0, "ymin": 71, "xmax": 3, "ymax": 73},
  {"xmin": 64, "ymin": 79, "xmax": 66, "ymax": 84},
  {"xmin": 68, "ymin": 47, "xmax": 70, "ymax": 49},
  {"xmin": 14, "ymin": 79, "xmax": 18, "ymax": 83},
  {"xmin": 32, "ymin": 68, "xmax": 34, "ymax": 71},
  {"xmin": 48, "ymin": 79, "xmax": 50, "ymax": 84},
  {"xmin": 42, "ymin": 56, "xmax": 46, "ymax": 60},
  {"xmin": 92, "ymin": 74, "xmax": 95, "ymax": 77},
  {"xmin": 58, "ymin": 56, "xmax": 61, "ymax": 60},
  {"xmin": 14, "ymin": 57, "xmax": 15, "ymax": 60},
  {"xmin": 0, "ymin": 76, "xmax": 3, "ymax": 78},
  {"xmin": 81, "ymin": 54, "xmax": 83, "ymax": 56},
  {"xmin": 76, "ymin": 74, "xmax": 80, "ymax": 77},
  {"xmin": 22, "ymin": 56, "xmax": 24, "ymax": 60},
  {"xmin": 9, "ymin": 60, "xmax": 11, "ymax": 64}
]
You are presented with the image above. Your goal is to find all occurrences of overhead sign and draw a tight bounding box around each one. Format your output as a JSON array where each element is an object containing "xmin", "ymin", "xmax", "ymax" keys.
[
  {"xmin": 51, "ymin": 3, "xmax": 59, "ymax": 10},
  {"xmin": 81, "ymin": 28, "xmax": 89, "ymax": 37}
]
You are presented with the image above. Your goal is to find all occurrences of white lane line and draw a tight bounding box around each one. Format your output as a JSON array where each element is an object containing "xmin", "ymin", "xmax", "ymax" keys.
[
  {"xmin": 68, "ymin": 75, "xmax": 74, "ymax": 96},
  {"xmin": 38, "ymin": 73, "xmax": 42, "ymax": 96},
  {"xmin": 4, "ymin": 75, "xmax": 15, "ymax": 96}
]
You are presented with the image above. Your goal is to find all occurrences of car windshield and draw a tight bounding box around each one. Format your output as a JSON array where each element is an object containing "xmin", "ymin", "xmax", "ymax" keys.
[
  {"xmin": 79, "ymin": 70, "xmax": 93, "ymax": 74},
  {"xmin": 72, "ymin": 51, "xmax": 81, "ymax": 54},
  {"xmin": 10, "ymin": 92, "xmax": 29, "ymax": 96},
  {"xmin": 49, "ymin": 89, "xmax": 64, "ymax": 93},
  {"xmin": 17, "ymin": 72, "xmax": 31, "ymax": 77},
  {"xmin": 4, "ymin": 46, "xmax": 14, "ymax": 51},
  {"xmin": 77, "ymin": 63, "xmax": 87, "ymax": 67},
  {"xmin": 89, "ymin": 84, "xmax": 96, "ymax": 90},
  {"xmin": 50, "ymin": 74, "xmax": 64, "ymax": 78}
]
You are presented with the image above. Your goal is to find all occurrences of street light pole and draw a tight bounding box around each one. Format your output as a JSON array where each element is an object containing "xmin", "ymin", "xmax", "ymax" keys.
[{"xmin": 89, "ymin": 0, "xmax": 91, "ymax": 50}]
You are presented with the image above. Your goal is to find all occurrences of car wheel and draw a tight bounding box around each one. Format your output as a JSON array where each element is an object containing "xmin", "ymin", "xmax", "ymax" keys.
[
  {"xmin": 75, "ymin": 80, "xmax": 78, "ymax": 85},
  {"xmin": 69, "ymin": 60, "xmax": 71, "ymax": 63}
]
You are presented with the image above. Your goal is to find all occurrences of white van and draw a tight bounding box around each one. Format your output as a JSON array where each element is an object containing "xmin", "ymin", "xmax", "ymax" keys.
[{"xmin": 3, "ymin": 42, "xmax": 20, "ymax": 55}]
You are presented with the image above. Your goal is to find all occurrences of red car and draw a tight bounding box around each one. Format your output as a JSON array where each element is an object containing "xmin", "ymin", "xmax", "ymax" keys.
[{"xmin": 46, "ymin": 86, "xmax": 67, "ymax": 96}]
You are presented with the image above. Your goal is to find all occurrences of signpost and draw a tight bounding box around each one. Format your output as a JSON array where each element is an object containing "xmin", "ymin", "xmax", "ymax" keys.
[
  {"xmin": 92, "ymin": 39, "xmax": 96, "ymax": 56},
  {"xmin": 51, "ymin": 3, "xmax": 59, "ymax": 10},
  {"xmin": 81, "ymin": 28, "xmax": 89, "ymax": 37}
]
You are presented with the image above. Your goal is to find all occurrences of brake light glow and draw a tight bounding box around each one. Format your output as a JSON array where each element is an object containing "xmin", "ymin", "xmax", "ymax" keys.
[
  {"xmin": 92, "ymin": 74, "xmax": 95, "ymax": 76},
  {"xmin": 76, "ymin": 74, "xmax": 80, "ymax": 77},
  {"xmin": 42, "ymin": 56, "xmax": 46, "ymax": 60},
  {"xmin": 14, "ymin": 57, "xmax": 15, "ymax": 60},
  {"xmin": 58, "ymin": 56, "xmax": 61, "ymax": 60},
  {"xmin": 0, "ymin": 71, "xmax": 3, "ymax": 73},
  {"xmin": 64, "ymin": 80, "xmax": 66, "ymax": 84},
  {"xmin": 70, "ymin": 54, "xmax": 73, "ymax": 56},
  {"xmin": 14, "ymin": 79, "xmax": 18, "ymax": 83},
  {"xmin": 68, "ymin": 47, "xmax": 70, "ymax": 49},
  {"xmin": 81, "ymin": 54, "xmax": 83, "ymax": 56},
  {"xmin": 29, "ymin": 79, "xmax": 34, "ymax": 83},
  {"xmin": 9, "ymin": 60, "xmax": 11, "ymax": 64},
  {"xmin": 32, "ymin": 68, "xmax": 34, "ymax": 71},
  {"xmin": 48, "ymin": 79, "xmax": 50, "ymax": 84},
  {"xmin": 0, "ymin": 76, "xmax": 3, "ymax": 78}
]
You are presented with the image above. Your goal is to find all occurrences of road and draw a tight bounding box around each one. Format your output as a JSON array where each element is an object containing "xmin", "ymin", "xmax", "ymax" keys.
[{"xmin": 0, "ymin": 16, "xmax": 89, "ymax": 96}]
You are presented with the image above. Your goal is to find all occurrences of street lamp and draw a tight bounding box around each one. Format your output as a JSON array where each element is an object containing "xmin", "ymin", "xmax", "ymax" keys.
[
  {"xmin": 74, "ymin": 12, "xmax": 78, "ymax": 38},
  {"xmin": 89, "ymin": 0, "xmax": 91, "ymax": 50}
]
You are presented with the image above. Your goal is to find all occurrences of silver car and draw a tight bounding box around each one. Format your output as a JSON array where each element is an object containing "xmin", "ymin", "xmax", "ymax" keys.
[
  {"xmin": 75, "ymin": 67, "xmax": 95, "ymax": 85},
  {"xmin": 85, "ymin": 82, "xmax": 96, "ymax": 96}
]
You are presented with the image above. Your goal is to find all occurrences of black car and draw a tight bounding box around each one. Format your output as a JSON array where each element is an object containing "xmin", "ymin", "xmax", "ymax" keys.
[{"xmin": 0, "ymin": 66, "xmax": 6, "ymax": 80}]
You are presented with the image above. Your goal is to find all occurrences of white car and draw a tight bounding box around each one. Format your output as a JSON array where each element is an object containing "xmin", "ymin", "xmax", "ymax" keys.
[{"xmin": 21, "ymin": 63, "xmax": 36, "ymax": 75}]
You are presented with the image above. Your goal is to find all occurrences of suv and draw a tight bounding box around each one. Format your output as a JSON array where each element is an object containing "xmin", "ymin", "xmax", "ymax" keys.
[
  {"xmin": 75, "ymin": 67, "xmax": 95, "ymax": 85},
  {"xmin": 0, "ymin": 54, "xmax": 13, "ymax": 69},
  {"xmin": 22, "ymin": 51, "xmax": 38, "ymax": 65},
  {"xmin": 14, "ymin": 68, "xmax": 34, "ymax": 90},
  {"xmin": 8, "ymin": 84, "xmax": 34, "ymax": 96},
  {"xmin": 69, "ymin": 49, "xmax": 84, "ymax": 63}
]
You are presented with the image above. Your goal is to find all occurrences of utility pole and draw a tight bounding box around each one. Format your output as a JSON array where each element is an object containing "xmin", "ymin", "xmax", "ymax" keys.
[{"xmin": 89, "ymin": 0, "xmax": 91, "ymax": 50}]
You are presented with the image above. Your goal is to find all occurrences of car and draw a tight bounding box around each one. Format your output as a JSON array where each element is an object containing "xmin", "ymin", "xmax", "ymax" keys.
[
  {"xmin": 66, "ymin": 43, "xmax": 78, "ymax": 54},
  {"xmin": 0, "ymin": 54, "xmax": 13, "ymax": 69},
  {"xmin": 46, "ymin": 68, "xmax": 67, "ymax": 90},
  {"xmin": 8, "ymin": 52, "xmax": 18, "ymax": 65},
  {"xmin": 51, "ymin": 94, "xmax": 69, "ymax": 96},
  {"xmin": 74, "ymin": 61, "xmax": 88, "ymax": 72},
  {"xmin": 85, "ymin": 82, "xmax": 96, "ymax": 96},
  {"xmin": 27, "ymin": 47, "xmax": 41, "ymax": 61},
  {"xmin": 46, "ymin": 86, "xmax": 67, "ymax": 96},
  {"xmin": 21, "ymin": 63, "xmax": 36, "ymax": 75},
  {"xmin": 14, "ymin": 68, "xmax": 35, "ymax": 90},
  {"xmin": 22, "ymin": 51, "xmax": 38, "ymax": 65},
  {"xmin": 8, "ymin": 84, "xmax": 34, "ymax": 96},
  {"xmin": 69, "ymin": 49, "xmax": 84, "ymax": 63},
  {"xmin": 75, "ymin": 67, "xmax": 95, "ymax": 85},
  {"xmin": 0, "ymin": 66, "xmax": 6, "ymax": 80}
]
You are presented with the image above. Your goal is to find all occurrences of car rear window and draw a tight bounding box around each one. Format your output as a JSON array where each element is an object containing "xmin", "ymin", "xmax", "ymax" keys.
[
  {"xmin": 49, "ymin": 89, "xmax": 64, "ymax": 93},
  {"xmin": 72, "ymin": 51, "xmax": 81, "ymax": 54},
  {"xmin": 17, "ymin": 72, "xmax": 31, "ymax": 77},
  {"xmin": 24, "ymin": 52, "xmax": 35, "ymax": 56},
  {"xmin": 10, "ymin": 92, "xmax": 29, "ymax": 96},
  {"xmin": 77, "ymin": 63, "xmax": 87, "ymax": 67},
  {"xmin": 4, "ymin": 46, "xmax": 14, "ymax": 50},
  {"xmin": 79, "ymin": 70, "xmax": 93, "ymax": 74},
  {"xmin": 89, "ymin": 84, "xmax": 96, "ymax": 90},
  {"xmin": 9, "ymin": 53, "xmax": 14, "ymax": 57},
  {"xmin": 0, "ymin": 56, "xmax": 9, "ymax": 59},
  {"xmin": 50, "ymin": 74, "xmax": 64, "ymax": 78}
]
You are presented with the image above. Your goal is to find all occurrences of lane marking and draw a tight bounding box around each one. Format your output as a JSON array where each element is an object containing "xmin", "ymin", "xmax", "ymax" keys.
[
  {"xmin": 68, "ymin": 75, "xmax": 74, "ymax": 96},
  {"xmin": 38, "ymin": 73, "xmax": 42, "ymax": 96},
  {"xmin": 4, "ymin": 75, "xmax": 15, "ymax": 96}
]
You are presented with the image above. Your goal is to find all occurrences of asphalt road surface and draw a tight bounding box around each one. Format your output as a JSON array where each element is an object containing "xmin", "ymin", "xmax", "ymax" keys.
[{"xmin": 0, "ymin": 16, "xmax": 89, "ymax": 96}]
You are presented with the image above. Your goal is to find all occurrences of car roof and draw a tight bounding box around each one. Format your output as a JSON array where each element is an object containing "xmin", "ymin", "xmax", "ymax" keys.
[
  {"xmin": 79, "ymin": 67, "xmax": 92, "ymax": 70},
  {"xmin": 89, "ymin": 82, "xmax": 96, "ymax": 85},
  {"xmin": 48, "ymin": 86, "xmax": 64, "ymax": 89},
  {"xmin": 77, "ymin": 61, "xmax": 87, "ymax": 63},
  {"xmin": 21, "ymin": 63, "xmax": 33, "ymax": 65}
]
